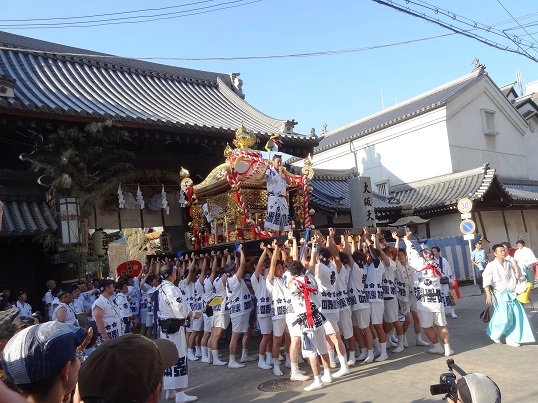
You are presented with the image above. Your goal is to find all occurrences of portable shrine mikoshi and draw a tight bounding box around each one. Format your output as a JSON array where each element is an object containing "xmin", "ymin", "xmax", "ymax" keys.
[{"xmin": 180, "ymin": 125, "xmax": 315, "ymax": 250}]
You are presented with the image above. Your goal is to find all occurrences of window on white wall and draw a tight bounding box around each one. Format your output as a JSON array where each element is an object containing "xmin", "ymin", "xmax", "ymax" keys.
[
  {"xmin": 376, "ymin": 180, "xmax": 389, "ymax": 196},
  {"xmin": 481, "ymin": 109, "xmax": 499, "ymax": 136}
]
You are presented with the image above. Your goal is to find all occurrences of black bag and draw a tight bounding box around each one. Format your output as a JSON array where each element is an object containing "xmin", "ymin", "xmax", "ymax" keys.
[
  {"xmin": 438, "ymin": 256, "xmax": 449, "ymax": 284},
  {"xmin": 159, "ymin": 318, "xmax": 181, "ymax": 334},
  {"xmin": 205, "ymin": 305, "xmax": 214, "ymax": 317}
]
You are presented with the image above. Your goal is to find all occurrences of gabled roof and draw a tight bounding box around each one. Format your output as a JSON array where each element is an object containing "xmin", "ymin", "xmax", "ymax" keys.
[
  {"xmin": 500, "ymin": 178, "xmax": 538, "ymax": 201},
  {"xmin": 0, "ymin": 31, "xmax": 316, "ymax": 144},
  {"xmin": 499, "ymin": 81, "xmax": 518, "ymax": 98},
  {"xmin": 389, "ymin": 164, "xmax": 498, "ymax": 211},
  {"xmin": 314, "ymin": 69, "xmax": 487, "ymax": 154},
  {"xmin": 0, "ymin": 170, "xmax": 57, "ymax": 236},
  {"xmin": 307, "ymin": 168, "xmax": 397, "ymax": 213},
  {"xmin": 0, "ymin": 199, "xmax": 58, "ymax": 236}
]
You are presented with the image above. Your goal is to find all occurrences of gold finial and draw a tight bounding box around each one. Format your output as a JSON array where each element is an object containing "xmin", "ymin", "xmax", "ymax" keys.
[
  {"xmin": 301, "ymin": 154, "xmax": 314, "ymax": 180},
  {"xmin": 223, "ymin": 143, "xmax": 233, "ymax": 159},
  {"xmin": 232, "ymin": 124, "xmax": 257, "ymax": 149},
  {"xmin": 180, "ymin": 167, "xmax": 190, "ymax": 179}
]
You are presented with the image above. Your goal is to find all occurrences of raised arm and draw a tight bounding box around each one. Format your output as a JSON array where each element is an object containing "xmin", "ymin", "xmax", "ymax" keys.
[
  {"xmin": 289, "ymin": 230, "xmax": 298, "ymax": 261},
  {"xmin": 255, "ymin": 243, "xmax": 268, "ymax": 279},
  {"xmin": 209, "ymin": 251, "xmax": 218, "ymax": 284},
  {"xmin": 327, "ymin": 228, "xmax": 342, "ymax": 271},
  {"xmin": 374, "ymin": 228, "xmax": 390, "ymax": 267},
  {"xmin": 342, "ymin": 231, "xmax": 355, "ymax": 266},
  {"xmin": 235, "ymin": 244, "xmax": 246, "ymax": 280},
  {"xmin": 185, "ymin": 255, "xmax": 197, "ymax": 285},
  {"xmin": 198, "ymin": 254, "xmax": 209, "ymax": 285},
  {"xmin": 268, "ymin": 240, "xmax": 280, "ymax": 284}
]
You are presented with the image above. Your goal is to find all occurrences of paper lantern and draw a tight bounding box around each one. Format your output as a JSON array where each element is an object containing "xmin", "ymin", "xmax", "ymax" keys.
[{"xmin": 91, "ymin": 229, "xmax": 108, "ymax": 257}]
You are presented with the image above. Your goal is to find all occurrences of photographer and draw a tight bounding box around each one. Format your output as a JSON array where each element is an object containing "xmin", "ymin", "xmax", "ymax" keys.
[{"xmin": 445, "ymin": 373, "xmax": 501, "ymax": 403}]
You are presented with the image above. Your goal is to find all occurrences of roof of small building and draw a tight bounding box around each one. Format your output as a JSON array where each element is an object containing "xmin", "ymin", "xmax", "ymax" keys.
[
  {"xmin": 305, "ymin": 168, "xmax": 397, "ymax": 214},
  {"xmin": 500, "ymin": 178, "xmax": 538, "ymax": 201},
  {"xmin": 0, "ymin": 31, "xmax": 317, "ymax": 144},
  {"xmin": 499, "ymin": 81, "xmax": 518, "ymax": 98},
  {"xmin": 304, "ymin": 164, "xmax": 525, "ymax": 216},
  {"xmin": 0, "ymin": 171, "xmax": 57, "ymax": 236},
  {"xmin": 389, "ymin": 164, "xmax": 497, "ymax": 211}
]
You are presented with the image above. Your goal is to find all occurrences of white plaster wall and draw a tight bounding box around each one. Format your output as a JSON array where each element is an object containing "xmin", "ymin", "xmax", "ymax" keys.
[
  {"xmin": 447, "ymin": 85, "xmax": 529, "ymax": 178},
  {"xmin": 312, "ymin": 108, "xmax": 452, "ymax": 186},
  {"xmin": 523, "ymin": 116, "xmax": 538, "ymax": 180}
]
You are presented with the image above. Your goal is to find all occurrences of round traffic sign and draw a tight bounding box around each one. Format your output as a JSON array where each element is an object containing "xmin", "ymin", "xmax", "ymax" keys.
[
  {"xmin": 460, "ymin": 219, "xmax": 476, "ymax": 234},
  {"xmin": 457, "ymin": 198, "xmax": 473, "ymax": 214}
]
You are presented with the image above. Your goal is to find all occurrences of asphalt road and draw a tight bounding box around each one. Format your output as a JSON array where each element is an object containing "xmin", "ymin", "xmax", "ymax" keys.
[{"xmin": 162, "ymin": 284, "xmax": 538, "ymax": 403}]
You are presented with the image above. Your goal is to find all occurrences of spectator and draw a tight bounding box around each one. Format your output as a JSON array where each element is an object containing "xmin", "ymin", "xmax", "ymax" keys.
[
  {"xmin": 52, "ymin": 288, "xmax": 77, "ymax": 325},
  {"xmin": 42, "ymin": 279, "xmax": 56, "ymax": 321},
  {"xmin": 471, "ymin": 240, "xmax": 488, "ymax": 294},
  {"xmin": 14, "ymin": 291, "xmax": 32, "ymax": 323},
  {"xmin": 92, "ymin": 279, "xmax": 123, "ymax": 345},
  {"xmin": 75, "ymin": 334, "xmax": 178, "ymax": 403},
  {"xmin": 1, "ymin": 322, "xmax": 86, "ymax": 403},
  {"xmin": 514, "ymin": 240, "xmax": 537, "ymax": 283}
]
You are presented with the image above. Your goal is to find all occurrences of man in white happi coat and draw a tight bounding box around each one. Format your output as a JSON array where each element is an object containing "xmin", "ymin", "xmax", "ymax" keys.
[
  {"xmin": 264, "ymin": 154, "xmax": 290, "ymax": 233},
  {"xmin": 156, "ymin": 263, "xmax": 201, "ymax": 403},
  {"xmin": 92, "ymin": 279, "xmax": 123, "ymax": 345},
  {"xmin": 404, "ymin": 231, "xmax": 454, "ymax": 357}
]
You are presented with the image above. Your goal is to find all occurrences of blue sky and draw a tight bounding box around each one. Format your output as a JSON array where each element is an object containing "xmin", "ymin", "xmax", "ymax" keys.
[{"xmin": 2, "ymin": 0, "xmax": 538, "ymax": 136}]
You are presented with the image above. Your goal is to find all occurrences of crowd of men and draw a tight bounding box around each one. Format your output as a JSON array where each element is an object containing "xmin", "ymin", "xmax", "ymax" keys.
[{"xmin": 0, "ymin": 227, "xmax": 534, "ymax": 402}]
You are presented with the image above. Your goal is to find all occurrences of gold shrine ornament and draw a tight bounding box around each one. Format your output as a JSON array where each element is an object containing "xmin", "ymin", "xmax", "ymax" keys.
[{"xmin": 232, "ymin": 124, "xmax": 257, "ymax": 150}]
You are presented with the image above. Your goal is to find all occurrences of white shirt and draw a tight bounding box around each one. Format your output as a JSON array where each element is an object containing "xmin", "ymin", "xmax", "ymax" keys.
[
  {"xmin": 364, "ymin": 259, "xmax": 386, "ymax": 303},
  {"xmin": 315, "ymin": 261, "xmax": 339, "ymax": 313},
  {"xmin": 405, "ymin": 239, "xmax": 443, "ymax": 312},
  {"xmin": 266, "ymin": 276, "xmax": 288, "ymax": 319},
  {"xmin": 15, "ymin": 301, "xmax": 32, "ymax": 318},
  {"xmin": 52, "ymin": 302, "xmax": 77, "ymax": 325},
  {"xmin": 156, "ymin": 280, "xmax": 190, "ymax": 320},
  {"xmin": 336, "ymin": 267, "xmax": 350, "ymax": 311},
  {"xmin": 514, "ymin": 247, "xmax": 537, "ymax": 269},
  {"xmin": 483, "ymin": 259, "xmax": 517, "ymax": 294},
  {"xmin": 42, "ymin": 291, "xmax": 53, "ymax": 318},
  {"xmin": 113, "ymin": 292, "xmax": 132, "ymax": 318},
  {"xmin": 382, "ymin": 258, "xmax": 397, "ymax": 298},
  {"xmin": 92, "ymin": 295, "xmax": 123, "ymax": 340},
  {"xmin": 251, "ymin": 271, "xmax": 272, "ymax": 319},
  {"xmin": 73, "ymin": 297, "xmax": 85, "ymax": 314},
  {"xmin": 347, "ymin": 263, "xmax": 369, "ymax": 310},
  {"xmin": 212, "ymin": 277, "xmax": 228, "ymax": 315},
  {"xmin": 226, "ymin": 275, "xmax": 252, "ymax": 318}
]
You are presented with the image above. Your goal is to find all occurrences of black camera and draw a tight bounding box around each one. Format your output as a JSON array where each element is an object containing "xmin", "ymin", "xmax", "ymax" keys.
[
  {"xmin": 430, "ymin": 372, "xmax": 458, "ymax": 401},
  {"xmin": 430, "ymin": 359, "xmax": 465, "ymax": 401}
]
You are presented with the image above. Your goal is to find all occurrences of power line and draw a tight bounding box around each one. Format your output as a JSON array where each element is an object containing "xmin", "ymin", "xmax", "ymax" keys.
[
  {"xmin": 0, "ymin": 32, "xmax": 457, "ymax": 62},
  {"xmin": 371, "ymin": 0, "xmax": 538, "ymax": 63},
  {"xmin": 0, "ymin": 0, "xmax": 260, "ymax": 29},
  {"xmin": 0, "ymin": 0, "xmax": 218, "ymax": 22},
  {"xmin": 495, "ymin": 0, "xmax": 538, "ymax": 44}
]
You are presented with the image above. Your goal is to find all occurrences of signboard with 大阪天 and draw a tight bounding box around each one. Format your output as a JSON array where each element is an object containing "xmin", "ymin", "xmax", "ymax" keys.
[{"xmin": 348, "ymin": 176, "xmax": 376, "ymax": 228}]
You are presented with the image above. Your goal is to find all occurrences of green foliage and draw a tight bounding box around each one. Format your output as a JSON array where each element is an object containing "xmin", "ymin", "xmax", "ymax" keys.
[{"xmin": 30, "ymin": 120, "xmax": 135, "ymax": 218}]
